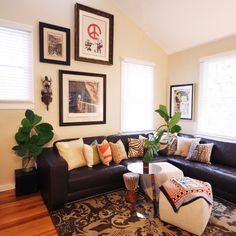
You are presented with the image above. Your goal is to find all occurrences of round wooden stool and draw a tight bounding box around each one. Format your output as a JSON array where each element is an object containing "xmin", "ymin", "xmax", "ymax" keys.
[{"xmin": 123, "ymin": 172, "xmax": 139, "ymax": 203}]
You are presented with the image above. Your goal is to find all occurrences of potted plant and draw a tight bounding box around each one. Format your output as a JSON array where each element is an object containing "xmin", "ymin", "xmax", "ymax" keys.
[
  {"xmin": 12, "ymin": 109, "xmax": 54, "ymax": 171},
  {"xmin": 143, "ymin": 104, "xmax": 181, "ymax": 164}
]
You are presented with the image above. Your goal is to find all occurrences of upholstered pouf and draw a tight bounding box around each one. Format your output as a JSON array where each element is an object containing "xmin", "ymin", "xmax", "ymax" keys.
[
  {"xmin": 159, "ymin": 181, "xmax": 213, "ymax": 236},
  {"xmin": 140, "ymin": 162, "xmax": 184, "ymax": 200},
  {"xmin": 123, "ymin": 172, "xmax": 139, "ymax": 203}
]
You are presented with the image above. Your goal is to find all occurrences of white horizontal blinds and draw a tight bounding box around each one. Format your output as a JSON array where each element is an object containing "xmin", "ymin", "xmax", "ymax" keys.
[
  {"xmin": 198, "ymin": 52, "xmax": 236, "ymax": 140},
  {"xmin": 121, "ymin": 59, "xmax": 155, "ymax": 132},
  {"xmin": 0, "ymin": 24, "xmax": 32, "ymax": 104}
]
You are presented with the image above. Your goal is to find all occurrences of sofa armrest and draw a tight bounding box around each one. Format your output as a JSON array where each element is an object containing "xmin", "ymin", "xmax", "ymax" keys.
[{"xmin": 37, "ymin": 147, "xmax": 68, "ymax": 210}]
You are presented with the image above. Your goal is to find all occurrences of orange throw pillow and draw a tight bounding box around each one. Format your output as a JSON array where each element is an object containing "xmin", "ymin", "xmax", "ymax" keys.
[{"xmin": 97, "ymin": 140, "xmax": 112, "ymax": 166}]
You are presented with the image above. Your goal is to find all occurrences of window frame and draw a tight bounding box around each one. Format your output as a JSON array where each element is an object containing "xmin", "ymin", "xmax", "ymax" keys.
[{"xmin": 0, "ymin": 19, "xmax": 34, "ymax": 110}]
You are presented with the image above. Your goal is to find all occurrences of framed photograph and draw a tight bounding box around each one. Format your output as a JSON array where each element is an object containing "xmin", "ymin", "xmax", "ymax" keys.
[
  {"xmin": 39, "ymin": 22, "xmax": 70, "ymax": 65},
  {"xmin": 75, "ymin": 3, "xmax": 114, "ymax": 65},
  {"xmin": 59, "ymin": 70, "xmax": 106, "ymax": 126},
  {"xmin": 170, "ymin": 84, "xmax": 194, "ymax": 120}
]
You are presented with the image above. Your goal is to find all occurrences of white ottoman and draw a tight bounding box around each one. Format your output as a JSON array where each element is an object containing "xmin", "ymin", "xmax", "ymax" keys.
[
  {"xmin": 140, "ymin": 162, "xmax": 183, "ymax": 200},
  {"xmin": 159, "ymin": 189, "xmax": 213, "ymax": 235}
]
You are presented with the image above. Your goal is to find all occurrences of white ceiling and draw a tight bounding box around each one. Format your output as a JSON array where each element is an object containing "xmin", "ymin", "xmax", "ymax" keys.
[{"xmin": 111, "ymin": 0, "xmax": 236, "ymax": 54}]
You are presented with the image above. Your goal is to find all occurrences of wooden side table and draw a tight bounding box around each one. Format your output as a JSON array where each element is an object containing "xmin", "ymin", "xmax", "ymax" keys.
[{"xmin": 15, "ymin": 167, "xmax": 38, "ymax": 196}]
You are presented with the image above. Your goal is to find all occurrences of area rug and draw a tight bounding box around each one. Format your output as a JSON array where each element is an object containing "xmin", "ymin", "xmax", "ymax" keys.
[{"xmin": 50, "ymin": 190, "xmax": 236, "ymax": 236}]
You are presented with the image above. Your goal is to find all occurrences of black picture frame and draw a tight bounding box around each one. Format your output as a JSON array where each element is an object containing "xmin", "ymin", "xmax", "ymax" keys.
[
  {"xmin": 39, "ymin": 22, "xmax": 70, "ymax": 65},
  {"xmin": 75, "ymin": 3, "xmax": 114, "ymax": 65},
  {"xmin": 170, "ymin": 83, "xmax": 194, "ymax": 120},
  {"xmin": 59, "ymin": 70, "xmax": 106, "ymax": 126}
]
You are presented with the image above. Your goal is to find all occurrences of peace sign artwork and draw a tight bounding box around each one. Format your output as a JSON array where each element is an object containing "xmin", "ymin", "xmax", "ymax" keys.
[{"xmin": 75, "ymin": 3, "xmax": 114, "ymax": 65}]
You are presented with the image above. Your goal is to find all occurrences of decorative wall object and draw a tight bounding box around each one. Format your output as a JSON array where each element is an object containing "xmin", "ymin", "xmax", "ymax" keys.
[
  {"xmin": 59, "ymin": 70, "xmax": 106, "ymax": 126},
  {"xmin": 170, "ymin": 84, "xmax": 194, "ymax": 120},
  {"xmin": 74, "ymin": 3, "xmax": 114, "ymax": 65},
  {"xmin": 39, "ymin": 22, "xmax": 70, "ymax": 65},
  {"xmin": 41, "ymin": 76, "xmax": 52, "ymax": 110}
]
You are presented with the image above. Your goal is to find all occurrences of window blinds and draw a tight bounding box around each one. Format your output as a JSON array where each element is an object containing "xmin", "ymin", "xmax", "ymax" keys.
[
  {"xmin": 197, "ymin": 52, "xmax": 236, "ymax": 141},
  {"xmin": 0, "ymin": 22, "xmax": 33, "ymax": 108},
  {"xmin": 121, "ymin": 59, "xmax": 155, "ymax": 132}
]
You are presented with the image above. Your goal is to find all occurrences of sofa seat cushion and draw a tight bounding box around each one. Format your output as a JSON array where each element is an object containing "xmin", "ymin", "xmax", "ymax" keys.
[
  {"xmin": 68, "ymin": 162, "xmax": 126, "ymax": 193},
  {"xmin": 168, "ymin": 157, "xmax": 236, "ymax": 197}
]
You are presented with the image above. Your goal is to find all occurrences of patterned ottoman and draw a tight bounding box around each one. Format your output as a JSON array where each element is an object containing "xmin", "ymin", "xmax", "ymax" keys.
[{"xmin": 159, "ymin": 177, "xmax": 213, "ymax": 235}]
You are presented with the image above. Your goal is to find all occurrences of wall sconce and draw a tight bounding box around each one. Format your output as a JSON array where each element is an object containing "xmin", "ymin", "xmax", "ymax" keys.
[{"xmin": 41, "ymin": 76, "xmax": 52, "ymax": 111}]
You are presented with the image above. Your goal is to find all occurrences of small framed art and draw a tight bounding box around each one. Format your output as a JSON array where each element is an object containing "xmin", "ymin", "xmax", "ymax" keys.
[
  {"xmin": 39, "ymin": 22, "xmax": 70, "ymax": 65},
  {"xmin": 59, "ymin": 70, "xmax": 106, "ymax": 126},
  {"xmin": 170, "ymin": 83, "xmax": 194, "ymax": 120},
  {"xmin": 74, "ymin": 3, "xmax": 114, "ymax": 65}
]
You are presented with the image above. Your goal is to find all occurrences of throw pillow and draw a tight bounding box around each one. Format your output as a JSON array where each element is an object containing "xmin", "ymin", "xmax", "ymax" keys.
[
  {"xmin": 174, "ymin": 136, "xmax": 201, "ymax": 157},
  {"xmin": 159, "ymin": 132, "xmax": 177, "ymax": 155},
  {"xmin": 83, "ymin": 140, "xmax": 101, "ymax": 167},
  {"xmin": 97, "ymin": 140, "xmax": 112, "ymax": 166},
  {"xmin": 128, "ymin": 138, "xmax": 144, "ymax": 158},
  {"xmin": 109, "ymin": 139, "xmax": 128, "ymax": 164},
  {"xmin": 186, "ymin": 143, "xmax": 214, "ymax": 164},
  {"xmin": 56, "ymin": 138, "xmax": 87, "ymax": 171}
]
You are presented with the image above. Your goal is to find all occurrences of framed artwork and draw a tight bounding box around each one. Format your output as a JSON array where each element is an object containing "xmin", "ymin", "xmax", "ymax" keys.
[
  {"xmin": 170, "ymin": 84, "xmax": 194, "ymax": 120},
  {"xmin": 59, "ymin": 70, "xmax": 106, "ymax": 126},
  {"xmin": 74, "ymin": 3, "xmax": 114, "ymax": 65},
  {"xmin": 39, "ymin": 22, "xmax": 70, "ymax": 65}
]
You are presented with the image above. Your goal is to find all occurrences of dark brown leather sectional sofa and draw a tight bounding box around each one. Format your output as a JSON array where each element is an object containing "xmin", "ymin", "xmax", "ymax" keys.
[{"xmin": 37, "ymin": 133, "xmax": 236, "ymax": 210}]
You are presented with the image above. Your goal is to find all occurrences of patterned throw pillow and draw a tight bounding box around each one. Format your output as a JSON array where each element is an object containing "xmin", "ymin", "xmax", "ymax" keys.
[
  {"xmin": 186, "ymin": 143, "xmax": 214, "ymax": 163},
  {"xmin": 56, "ymin": 138, "xmax": 87, "ymax": 171},
  {"xmin": 174, "ymin": 136, "xmax": 201, "ymax": 157},
  {"xmin": 109, "ymin": 139, "xmax": 128, "ymax": 164},
  {"xmin": 159, "ymin": 133, "xmax": 177, "ymax": 155},
  {"xmin": 97, "ymin": 140, "xmax": 112, "ymax": 166},
  {"xmin": 128, "ymin": 138, "xmax": 144, "ymax": 158}
]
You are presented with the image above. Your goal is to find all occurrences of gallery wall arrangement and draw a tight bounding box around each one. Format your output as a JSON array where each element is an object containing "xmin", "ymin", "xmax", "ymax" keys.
[{"xmin": 39, "ymin": 3, "xmax": 114, "ymax": 125}]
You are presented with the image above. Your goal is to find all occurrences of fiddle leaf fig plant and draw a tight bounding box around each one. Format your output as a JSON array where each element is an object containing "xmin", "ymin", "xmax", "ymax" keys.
[
  {"xmin": 143, "ymin": 104, "xmax": 181, "ymax": 163},
  {"xmin": 12, "ymin": 110, "xmax": 54, "ymax": 171}
]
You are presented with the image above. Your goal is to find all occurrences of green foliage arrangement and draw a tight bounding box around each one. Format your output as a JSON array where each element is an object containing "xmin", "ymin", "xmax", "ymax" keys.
[
  {"xmin": 12, "ymin": 110, "xmax": 54, "ymax": 170},
  {"xmin": 143, "ymin": 104, "xmax": 181, "ymax": 163}
]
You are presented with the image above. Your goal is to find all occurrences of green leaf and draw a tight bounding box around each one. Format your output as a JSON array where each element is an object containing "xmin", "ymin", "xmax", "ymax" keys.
[
  {"xmin": 35, "ymin": 123, "xmax": 53, "ymax": 134},
  {"xmin": 13, "ymin": 145, "xmax": 28, "ymax": 157},
  {"xmin": 143, "ymin": 149, "xmax": 154, "ymax": 163},
  {"xmin": 12, "ymin": 145, "xmax": 21, "ymax": 151},
  {"xmin": 155, "ymin": 109, "xmax": 169, "ymax": 122},
  {"xmin": 159, "ymin": 104, "xmax": 168, "ymax": 115},
  {"xmin": 33, "ymin": 114, "xmax": 42, "ymax": 126},
  {"xmin": 25, "ymin": 110, "xmax": 35, "ymax": 124},
  {"xmin": 15, "ymin": 132, "xmax": 26, "ymax": 143},
  {"xmin": 169, "ymin": 112, "xmax": 181, "ymax": 129},
  {"xmin": 28, "ymin": 144, "xmax": 42, "ymax": 157},
  {"xmin": 21, "ymin": 126, "xmax": 31, "ymax": 134},
  {"xmin": 36, "ymin": 132, "xmax": 54, "ymax": 146},
  {"xmin": 21, "ymin": 118, "xmax": 31, "ymax": 127},
  {"xmin": 170, "ymin": 125, "xmax": 181, "ymax": 133},
  {"xmin": 30, "ymin": 135, "xmax": 40, "ymax": 144}
]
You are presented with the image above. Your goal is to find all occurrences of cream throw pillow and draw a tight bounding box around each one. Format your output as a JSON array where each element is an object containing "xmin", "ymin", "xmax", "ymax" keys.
[
  {"xmin": 56, "ymin": 138, "xmax": 87, "ymax": 170},
  {"xmin": 109, "ymin": 139, "xmax": 128, "ymax": 164},
  {"xmin": 174, "ymin": 136, "xmax": 201, "ymax": 157},
  {"xmin": 83, "ymin": 143, "xmax": 101, "ymax": 167}
]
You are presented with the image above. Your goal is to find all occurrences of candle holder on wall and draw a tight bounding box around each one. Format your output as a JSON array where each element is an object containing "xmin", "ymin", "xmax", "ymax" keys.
[{"xmin": 41, "ymin": 76, "xmax": 52, "ymax": 111}]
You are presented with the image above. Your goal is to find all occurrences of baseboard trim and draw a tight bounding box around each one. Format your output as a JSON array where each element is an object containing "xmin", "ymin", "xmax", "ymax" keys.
[{"xmin": 0, "ymin": 184, "xmax": 15, "ymax": 192}]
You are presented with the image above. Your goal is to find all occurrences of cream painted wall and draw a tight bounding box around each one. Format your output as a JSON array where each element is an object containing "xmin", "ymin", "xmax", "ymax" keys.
[
  {"xmin": 0, "ymin": 0, "xmax": 168, "ymax": 189},
  {"xmin": 168, "ymin": 34, "xmax": 236, "ymax": 135}
]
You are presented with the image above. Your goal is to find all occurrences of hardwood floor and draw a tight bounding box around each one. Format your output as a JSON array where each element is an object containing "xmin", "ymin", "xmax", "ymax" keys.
[{"xmin": 0, "ymin": 190, "xmax": 57, "ymax": 236}]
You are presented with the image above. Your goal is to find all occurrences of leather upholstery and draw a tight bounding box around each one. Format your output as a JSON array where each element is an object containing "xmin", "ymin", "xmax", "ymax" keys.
[{"xmin": 37, "ymin": 133, "xmax": 236, "ymax": 210}]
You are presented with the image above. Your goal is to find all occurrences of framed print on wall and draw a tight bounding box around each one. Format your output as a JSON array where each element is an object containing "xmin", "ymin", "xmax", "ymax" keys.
[
  {"xmin": 59, "ymin": 70, "xmax": 106, "ymax": 126},
  {"xmin": 170, "ymin": 83, "xmax": 194, "ymax": 120},
  {"xmin": 39, "ymin": 22, "xmax": 70, "ymax": 65},
  {"xmin": 74, "ymin": 3, "xmax": 114, "ymax": 65}
]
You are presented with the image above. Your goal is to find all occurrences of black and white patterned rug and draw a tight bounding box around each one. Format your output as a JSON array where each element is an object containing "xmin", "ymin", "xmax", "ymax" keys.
[{"xmin": 50, "ymin": 190, "xmax": 236, "ymax": 236}]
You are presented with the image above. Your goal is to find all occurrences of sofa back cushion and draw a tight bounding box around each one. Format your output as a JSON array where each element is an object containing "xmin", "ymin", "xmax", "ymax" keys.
[{"xmin": 200, "ymin": 138, "xmax": 236, "ymax": 167}]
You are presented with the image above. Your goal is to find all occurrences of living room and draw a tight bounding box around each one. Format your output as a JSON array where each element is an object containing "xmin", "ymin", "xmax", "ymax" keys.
[{"xmin": 0, "ymin": 0, "xmax": 236, "ymax": 235}]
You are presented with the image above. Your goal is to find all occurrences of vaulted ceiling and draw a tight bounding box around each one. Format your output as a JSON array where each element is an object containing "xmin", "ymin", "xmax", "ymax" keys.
[{"xmin": 112, "ymin": 0, "xmax": 236, "ymax": 54}]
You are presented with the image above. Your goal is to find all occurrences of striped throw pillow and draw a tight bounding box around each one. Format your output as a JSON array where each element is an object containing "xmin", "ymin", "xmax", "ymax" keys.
[
  {"xmin": 128, "ymin": 138, "xmax": 144, "ymax": 158},
  {"xmin": 97, "ymin": 140, "xmax": 112, "ymax": 166}
]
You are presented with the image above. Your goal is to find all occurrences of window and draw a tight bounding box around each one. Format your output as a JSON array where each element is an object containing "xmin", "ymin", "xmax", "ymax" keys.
[
  {"xmin": 197, "ymin": 51, "xmax": 236, "ymax": 141},
  {"xmin": 121, "ymin": 58, "xmax": 155, "ymax": 132},
  {"xmin": 0, "ymin": 19, "xmax": 33, "ymax": 109}
]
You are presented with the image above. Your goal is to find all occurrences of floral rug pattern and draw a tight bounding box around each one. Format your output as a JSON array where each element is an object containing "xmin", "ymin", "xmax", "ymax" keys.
[{"xmin": 50, "ymin": 190, "xmax": 236, "ymax": 236}]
